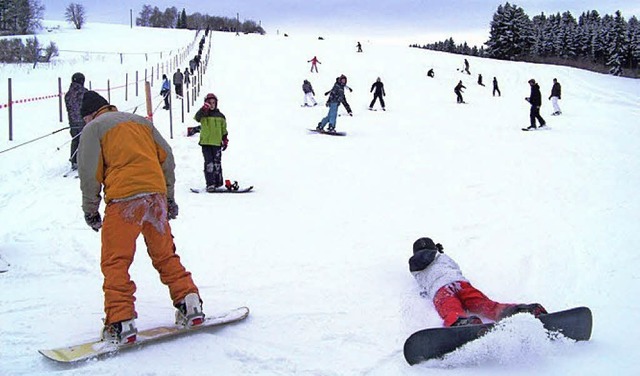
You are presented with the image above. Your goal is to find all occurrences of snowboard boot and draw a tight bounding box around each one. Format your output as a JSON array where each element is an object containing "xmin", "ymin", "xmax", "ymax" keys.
[
  {"xmin": 499, "ymin": 303, "xmax": 548, "ymax": 320},
  {"xmin": 451, "ymin": 315, "xmax": 483, "ymax": 327},
  {"xmin": 526, "ymin": 125, "xmax": 537, "ymax": 130},
  {"xmin": 175, "ymin": 292, "xmax": 205, "ymax": 327},
  {"xmin": 101, "ymin": 318, "xmax": 137, "ymax": 345},
  {"xmin": 327, "ymin": 125, "xmax": 336, "ymax": 132},
  {"xmin": 206, "ymin": 185, "xmax": 218, "ymax": 193},
  {"xmin": 539, "ymin": 123, "xmax": 547, "ymax": 128},
  {"xmin": 316, "ymin": 122, "xmax": 324, "ymax": 131}
]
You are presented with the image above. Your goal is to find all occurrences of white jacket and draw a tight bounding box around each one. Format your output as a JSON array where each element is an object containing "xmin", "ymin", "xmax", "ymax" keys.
[{"xmin": 411, "ymin": 253, "xmax": 467, "ymax": 300}]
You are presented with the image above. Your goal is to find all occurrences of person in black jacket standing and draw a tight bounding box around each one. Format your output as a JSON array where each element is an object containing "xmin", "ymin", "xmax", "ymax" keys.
[
  {"xmin": 525, "ymin": 79, "xmax": 546, "ymax": 130},
  {"xmin": 369, "ymin": 77, "xmax": 386, "ymax": 111},
  {"xmin": 454, "ymin": 80, "xmax": 466, "ymax": 103},
  {"xmin": 549, "ymin": 78, "xmax": 562, "ymax": 115}
]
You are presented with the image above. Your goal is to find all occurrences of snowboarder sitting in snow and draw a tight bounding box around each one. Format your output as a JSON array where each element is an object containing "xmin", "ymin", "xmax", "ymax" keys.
[
  {"xmin": 194, "ymin": 93, "xmax": 229, "ymax": 192},
  {"xmin": 409, "ymin": 237, "xmax": 547, "ymax": 327},
  {"xmin": 427, "ymin": 68, "xmax": 435, "ymax": 78}
]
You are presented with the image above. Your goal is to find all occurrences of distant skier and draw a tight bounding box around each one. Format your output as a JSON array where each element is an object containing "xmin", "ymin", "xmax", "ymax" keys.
[
  {"xmin": 194, "ymin": 93, "xmax": 229, "ymax": 192},
  {"xmin": 317, "ymin": 74, "xmax": 347, "ymax": 132},
  {"xmin": 492, "ymin": 77, "xmax": 501, "ymax": 96},
  {"xmin": 369, "ymin": 77, "xmax": 386, "ymax": 111},
  {"xmin": 64, "ymin": 72, "xmax": 87, "ymax": 170},
  {"xmin": 409, "ymin": 236, "xmax": 547, "ymax": 327},
  {"xmin": 172, "ymin": 68, "xmax": 184, "ymax": 98},
  {"xmin": 549, "ymin": 78, "xmax": 562, "ymax": 115},
  {"xmin": 356, "ymin": 41, "xmax": 363, "ymax": 52},
  {"xmin": 454, "ymin": 80, "xmax": 466, "ymax": 103},
  {"xmin": 160, "ymin": 74, "xmax": 170, "ymax": 110},
  {"xmin": 477, "ymin": 74, "xmax": 485, "ymax": 87},
  {"xmin": 308, "ymin": 56, "xmax": 321, "ymax": 73},
  {"xmin": 525, "ymin": 79, "xmax": 546, "ymax": 130},
  {"xmin": 463, "ymin": 58, "xmax": 470, "ymax": 75},
  {"xmin": 184, "ymin": 67, "xmax": 191, "ymax": 87},
  {"xmin": 427, "ymin": 68, "xmax": 435, "ymax": 78},
  {"xmin": 302, "ymin": 79, "xmax": 318, "ymax": 107}
]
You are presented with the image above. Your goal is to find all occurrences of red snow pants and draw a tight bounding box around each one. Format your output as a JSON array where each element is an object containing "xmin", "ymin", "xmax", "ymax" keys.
[
  {"xmin": 433, "ymin": 281, "xmax": 513, "ymax": 327},
  {"xmin": 100, "ymin": 194, "xmax": 199, "ymax": 324}
]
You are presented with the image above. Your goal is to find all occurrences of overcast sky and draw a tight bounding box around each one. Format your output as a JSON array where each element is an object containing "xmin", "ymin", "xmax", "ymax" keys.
[{"xmin": 44, "ymin": 0, "xmax": 640, "ymax": 44}]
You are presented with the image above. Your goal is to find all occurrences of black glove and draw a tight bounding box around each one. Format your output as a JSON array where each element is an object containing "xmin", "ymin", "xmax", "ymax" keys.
[
  {"xmin": 84, "ymin": 212, "xmax": 102, "ymax": 232},
  {"xmin": 167, "ymin": 199, "xmax": 179, "ymax": 220}
]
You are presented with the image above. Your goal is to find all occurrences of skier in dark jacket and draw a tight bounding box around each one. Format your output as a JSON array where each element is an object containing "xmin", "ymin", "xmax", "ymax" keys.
[
  {"xmin": 409, "ymin": 236, "xmax": 547, "ymax": 327},
  {"xmin": 525, "ymin": 79, "xmax": 546, "ymax": 130},
  {"xmin": 549, "ymin": 78, "xmax": 562, "ymax": 115},
  {"xmin": 369, "ymin": 77, "xmax": 386, "ymax": 110},
  {"xmin": 64, "ymin": 72, "xmax": 88, "ymax": 170},
  {"xmin": 317, "ymin": 75, "xmax": 347, "ymax": 132},
  {"xmin": 492, "ymin": 77, "xmax": 501, "ymax": 96},
  {"xmin": 327, "ymin": 76, "xmax": 353, "ymax": 115},
  {"xmin": 454, "ymin": 80, "xmax": 466, "ymax": 103}
]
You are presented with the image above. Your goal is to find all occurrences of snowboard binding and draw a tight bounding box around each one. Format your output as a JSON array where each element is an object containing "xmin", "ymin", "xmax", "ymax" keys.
[{"xmin": 225, "ymin": 180, "xmax": 239, "ymax": 191}]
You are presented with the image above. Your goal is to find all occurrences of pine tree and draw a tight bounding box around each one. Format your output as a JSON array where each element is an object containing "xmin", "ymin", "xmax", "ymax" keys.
[
  {"xmin": 626, "ymin": 16, "xmax": 640, "ymax": 70},
  {"xmin": 486, "ymin": 2, "xmax": 535, "ymax": 60},
  {"xmin": 606, "ymin": 11, "xmax": 628, "ymax": 76}
]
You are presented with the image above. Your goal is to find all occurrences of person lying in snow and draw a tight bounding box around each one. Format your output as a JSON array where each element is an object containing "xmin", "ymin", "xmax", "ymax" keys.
[{"xmin": 409, "ymin": 236, "xmax": 547, "ymax": 326}]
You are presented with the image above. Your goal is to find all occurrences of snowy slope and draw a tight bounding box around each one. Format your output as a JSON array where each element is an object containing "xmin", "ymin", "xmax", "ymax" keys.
[{"xmin": 0, "ymin": 21, "xmax": 639, "ymax": 375}]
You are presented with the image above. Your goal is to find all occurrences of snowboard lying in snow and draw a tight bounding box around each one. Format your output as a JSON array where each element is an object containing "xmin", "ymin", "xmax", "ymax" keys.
[
  {"xmin": 403, "ymin": 306, "xmax": 592, "ymax": 365},
  {"xmin": 39, "ymin": 306, "xmax": 249, "ymax": 363}
]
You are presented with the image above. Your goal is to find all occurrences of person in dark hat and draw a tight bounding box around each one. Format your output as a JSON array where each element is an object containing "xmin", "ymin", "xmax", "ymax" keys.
[
  {"xmin": 64, "ymin": 72, "xmax": 88, "ymax": 170},
  {"xmin": 409, "ymin": 236, "xmax": 547, "ymax": 327},
  {"xmin": 77, "ymin": 90, "xmax": 205, "ymax": 345},
  {"xmin": 317, "ymin": 74, "xmax": 347, "ymax": 132},
  {"xmin": 525, "ymin": 79, "xmax": 546, "ymax": 130}
]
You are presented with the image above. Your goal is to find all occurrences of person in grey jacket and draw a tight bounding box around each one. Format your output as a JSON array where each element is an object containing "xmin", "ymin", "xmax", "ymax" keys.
[
  {"xmin": 302, "ymin": 80, "xmax": 317, "ymax": 107},
  {"xmin": 172, "ymin": 69, "xmax": 184, "ymax": 98},
  {"xmin": 409, "ymin": 237, "xmax": 547, "ymax": 327}
]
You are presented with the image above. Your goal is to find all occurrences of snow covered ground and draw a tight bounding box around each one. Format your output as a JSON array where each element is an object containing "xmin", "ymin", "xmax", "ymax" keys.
[{"xmin": 1, "ymin": 21, "xmax": 639, "ymax": 375}]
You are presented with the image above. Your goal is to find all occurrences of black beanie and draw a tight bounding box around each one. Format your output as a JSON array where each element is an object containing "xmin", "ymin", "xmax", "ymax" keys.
[
  {"xmin": 412, "ymin": 237, "xmax": 437, "ymax": 254},
  {"xmin": 71, "ymin": 72, "xmax": 85, "ymax": 85},
  {"xmin": 80, "ymin": 91, "xmax": 109, "ymax": 117}
]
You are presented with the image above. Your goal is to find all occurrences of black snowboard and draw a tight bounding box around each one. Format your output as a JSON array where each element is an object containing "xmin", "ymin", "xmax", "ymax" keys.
[
  {"xmin": 307, "ymin": 129, "xmax": 347, "ymax": 137},
  {"xmin": 404, "ymin": 306, "xmax": 592, "ymax": 365},
  {"xmin": 190, "ymin": 186, "xmax": 253, "ymax": 194},
  {"xmin": 522, "ymin": 125, "xmax": 551, "ymax": 131}
]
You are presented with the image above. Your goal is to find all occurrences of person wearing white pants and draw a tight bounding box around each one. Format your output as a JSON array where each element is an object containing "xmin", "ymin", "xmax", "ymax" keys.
[
  {"xmin": 302, "ymin": 80, "xmax": 317, "ymax": 107},
  {"xmin": 549, "ymin": 78, "xmax": 562, "ymax": 115}
]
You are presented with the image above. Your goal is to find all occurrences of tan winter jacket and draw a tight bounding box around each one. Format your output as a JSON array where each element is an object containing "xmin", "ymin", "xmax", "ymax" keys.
[{"xmin": 77, "ymin": 106, "xmax": 176, "ymax": 214}]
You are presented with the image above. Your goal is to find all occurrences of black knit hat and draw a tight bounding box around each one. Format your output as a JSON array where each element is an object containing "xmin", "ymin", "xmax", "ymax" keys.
[
  {"xmin": 71, "ymin": 72, "xmax": 85, "ymax": 85},
  {"xmin": 80, "ymin": 91, "xmax": 109, "ymax": 117},
  {"xmin": 413, "ymin": 237, "xmax": 437, "ymax": 254}
]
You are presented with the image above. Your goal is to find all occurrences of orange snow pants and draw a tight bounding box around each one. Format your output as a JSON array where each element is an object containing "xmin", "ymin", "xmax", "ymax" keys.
[
  {"xmin": 434, "ymin": 281, "xmax": 513, "ymax": 327},
  {"xmin": 100, "ymin": 193, "xmax": 199, "ymax": 324}
]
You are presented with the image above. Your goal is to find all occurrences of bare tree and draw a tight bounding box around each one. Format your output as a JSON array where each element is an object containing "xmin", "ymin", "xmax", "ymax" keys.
[{"xmin": 65, "ymin": 3, "xmax": 86, "ymax": 29}]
